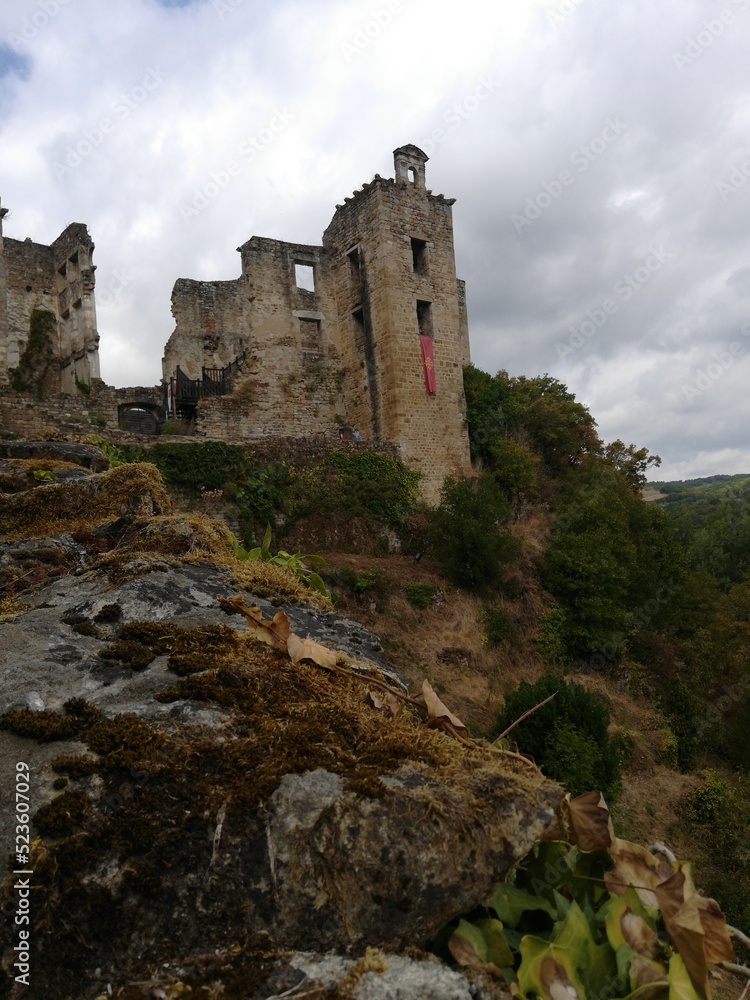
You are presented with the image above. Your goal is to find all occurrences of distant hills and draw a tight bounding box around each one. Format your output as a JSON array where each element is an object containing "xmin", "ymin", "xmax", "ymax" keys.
[{"xmin": 646, "ymin": 473, "xmax": 750, "ymax": 588}]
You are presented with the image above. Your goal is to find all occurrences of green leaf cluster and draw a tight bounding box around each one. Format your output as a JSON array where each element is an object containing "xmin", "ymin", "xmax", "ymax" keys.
[
  {"xmin": 233, "ymin": 525, "xmax": 331, "ymax": 600},
  {"xmin": 438, "ymin": 842, "xmax": 711, "ymax": 1000}
]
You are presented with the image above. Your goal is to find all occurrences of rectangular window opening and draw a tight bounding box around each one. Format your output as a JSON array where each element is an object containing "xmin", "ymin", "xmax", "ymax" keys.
[
  {"xmin": 411, "ymin": 238, "xmax": 427, "ymax": 274},
  {"xmin": 299, "ymin": 317, "xmax": 321, "ymax": 350},
  {"xmin": 416, "ymin": 300, "xmax": 433, "ymax": 337},
  {"xmin": 295, "ymin": 263, "xmax": 315, "ymax": 292}
]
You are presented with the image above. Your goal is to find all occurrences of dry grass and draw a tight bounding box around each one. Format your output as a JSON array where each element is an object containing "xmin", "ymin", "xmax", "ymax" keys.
[{"xmin": 0, "ymin": 462, "xmax": 172, "ymax": 541}]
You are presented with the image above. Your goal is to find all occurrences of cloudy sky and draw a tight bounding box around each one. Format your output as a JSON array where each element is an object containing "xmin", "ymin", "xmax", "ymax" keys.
[{"xmin": 1, "ymin": 0, "xmax": 749, "ymax": 481}]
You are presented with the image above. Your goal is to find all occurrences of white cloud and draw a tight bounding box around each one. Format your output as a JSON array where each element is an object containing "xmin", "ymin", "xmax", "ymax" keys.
[{"xmin": 2, "ymin": 0, "xmax": 750, "ymax": 480}]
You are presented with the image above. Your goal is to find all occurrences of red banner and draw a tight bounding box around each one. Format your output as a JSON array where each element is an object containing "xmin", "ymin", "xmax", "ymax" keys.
[{"xmin": 419, "ymin": 335, "xmax": 436, "ymax": 394}]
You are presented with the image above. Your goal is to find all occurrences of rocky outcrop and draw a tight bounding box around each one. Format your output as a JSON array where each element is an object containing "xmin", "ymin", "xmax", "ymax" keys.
[{"xmin": 0, "ymin": 458, "xmax": 561, "ymax": 999}]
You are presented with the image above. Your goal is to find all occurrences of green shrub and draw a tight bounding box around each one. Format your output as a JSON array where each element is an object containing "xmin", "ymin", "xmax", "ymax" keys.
[
  {"xmin": 682, "ymin": 770, "xmax": 732, "ymax": 824},
  {"xmin": 661, "ymin": 675, "xmax": 701, "ymax": 771},
  {"xmin": 427, "ymin": 473, "xmax": 519, "ymax": 592},
  {"xmin": 481, "ymin": 605, "xmax": 516, "ymax": 645},
  {"xmin": 325, "ymin": 567, "xmax": 393, "ymax": 609},
  {"xmin": 143, "ymin": 441, "xmax": 249, "ymax": 492},
  {"xmin": 656, "ymin": 728, "xmax": 679, "ymax": 769},
  {"xmin": 494, "ymin": 674, "xmax": 622, "ymax": 801},
  {"xmin": 286, "ymin": 452, "xmax": 420, "ymax": 527},
  {"xmin": 405, "ymin": 582, "xmax": 436, "ymax": 609},
  {"xmin": 535, "ymin": 606, "xmax": 568, "ymax": 666}
]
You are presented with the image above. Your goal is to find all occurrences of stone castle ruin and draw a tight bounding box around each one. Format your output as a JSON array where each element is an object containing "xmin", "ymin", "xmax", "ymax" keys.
[
  {"xmin": 0, "ymin": 200, "xmax": 100, "ymax": 393},
  {"xmin": 0, "ymin": 145, "xmax": 472, "ymax": 499}
]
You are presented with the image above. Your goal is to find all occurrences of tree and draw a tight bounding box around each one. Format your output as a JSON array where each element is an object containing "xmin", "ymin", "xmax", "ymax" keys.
[{"xmin": 427, "ymin": 473, "xmax": 519, "ymax": 591}]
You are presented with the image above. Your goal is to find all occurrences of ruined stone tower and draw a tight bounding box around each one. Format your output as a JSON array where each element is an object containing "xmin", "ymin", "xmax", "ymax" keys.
[
  {"xmin": 163, "ymin": 145, "xmax": 471, "ymax": 500},
  {"xmin": 0, "ymin": 199, "xmax": 100, "ymax": 391}
]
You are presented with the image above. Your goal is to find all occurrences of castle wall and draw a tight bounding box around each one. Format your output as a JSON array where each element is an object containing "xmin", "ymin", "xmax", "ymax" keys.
[
  {"xmin": 0, "ymin": 211, "xmax": 99, "ymax": 389},
  {"xmin": 163, "ymin": 278, "xmax": 249, "ymax": 380}
]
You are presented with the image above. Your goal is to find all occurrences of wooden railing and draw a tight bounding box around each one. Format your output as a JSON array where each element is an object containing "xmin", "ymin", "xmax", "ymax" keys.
[{"xmin": 167, "ymin": 351, "xmax": 247, "ymax": 415}]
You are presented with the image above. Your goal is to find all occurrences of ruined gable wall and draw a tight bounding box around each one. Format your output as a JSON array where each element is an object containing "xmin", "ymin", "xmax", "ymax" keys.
[
  {"xmin": 163, "ymin": 278, "xmax": 250, "ymax": 380},
  {"xmin": 231, "ymin": 237, "xmax": 343, "ymax": 437}
]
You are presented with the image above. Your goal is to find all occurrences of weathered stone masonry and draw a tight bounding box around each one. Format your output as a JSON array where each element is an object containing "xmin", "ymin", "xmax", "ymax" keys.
[
  {"xmin": 0, "ymin": 200, "xmax": 100, "ymax": 393},
  {"xmin": 1, "ymin": 146, "xmax": 472, "ymax": 502},
  {"xmin": 163, "ymin": 145, "xmax": 472, "ymax": 499}
]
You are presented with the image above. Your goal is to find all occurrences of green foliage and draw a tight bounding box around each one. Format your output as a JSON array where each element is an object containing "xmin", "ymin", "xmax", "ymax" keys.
[
  {"xmin": 661, "ymin": 676, "xmax": 701, "ymax": 771},
  {"xmin": 463, "ymin": 365, "xmax": 600, "ymax": 478},
  {"xmin": 427, "ymin": 473, "xmax": 519, "ymax": 592},
  {"xmin": 286, "ymin": 451, "xmax": 420, "ymax": 527},
  {"xmin": 437, "ymin": 838, "xmax": 724, "ymax": 1000},
  {"xmin": 657, "ymin": 728, "xmax": 680, "ymax": 769},
  {"xmin": 488, "ymin": 437, "xmax": 538, "ymax": 505},
  {"xmin": 325, "ymin": 567, "xmax": 393, "ymax": 609},
  {"xmin": 535, "ymin": 607, "xmax": 568, "ymax": 666},
  {"xmin": 602, "ymin": 439, "xmax": 661, "ymax": 490},
  {"xmin": 143, "ymin": 441, "xmax": 250, "ymax": 492},
  {"xmin": 462, "ymin": 364, "xmax": 522, "ymax": 465},
  {"xmin": 678, "ymin": 771, "xmax": 750, "ymax": 924},
  {"xmin": 74, "ymin": 373, "xmax": 91, "ymax": 396},
  {"xmin": 10, "ymin": 308, "xmax": 57, "ymax": 398},
  {"xmin": 481, "ymin": 605, "xmax": 516, "ymax": 645},
  {"xmin": 32, "ymin": 469, "xmax": 57, "ymax": 482},
  {"xmin": 233, "ymin": 525, "xmax": 330, "ymax": 600},
  {"xmin": 682, "ymin": 769, "xmax": 731, "ymax": 824},
  {"xmin": 544, "ymin": 462, "xmax": 682, "ymax": 660},
  {"xmin": 83, "ymin": 435, "xmax": 135, "ymax": 469},
  {"xmin": 494, "ymin": 674, "xmax": 621, "ymax": 800},
  {"xmin": 405, "ymin": 581, "xmax": 436, "ymax": 609},
  {"xmin": 656, "ymin": 475, "xmax": 750, "ymax": 589}
]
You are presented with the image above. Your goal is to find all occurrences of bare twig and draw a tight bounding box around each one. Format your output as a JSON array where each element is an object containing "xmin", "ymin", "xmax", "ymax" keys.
[
  {"xmin": 492, "ymin": 691, "xmax": 557, "ymax": 745},
  {"xmin": 207, "ymin": 797, "xmax": 229, "ymax": 874},
  {"xmin": 729, "ymin": 926, "xmax": 750, "ymax": 951},
  {"xmin": 721, "ymin": 962, "xmax": 750, "ymax": 979},
  {"xmin": 264, "ymin": 975, "xmax": 308, "ymax": 999}
]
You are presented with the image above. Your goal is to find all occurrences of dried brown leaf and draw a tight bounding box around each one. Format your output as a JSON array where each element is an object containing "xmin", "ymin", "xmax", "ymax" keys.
[
  {"xmin": 605, "ymin": 838, "xmax": 674, "ymax": 908},
  {"xmin": 422, "ymin": 679, "xmax": 467, "ymax": 734},
  {"xmin": 695, "ymin": 896, "xmax": 734, "ymax": 965},
  {"xmin": 368, "ymin": 691, "xmax": 385, "ymax": 710},
  {"xmin": 368, "ymin": 690, "xmax": 401, "ymax": 718},
  {"xmin": 447, "ymin": 933, "xmax": 504, "ymax": 979},
  {"xmin": 218, "ymin": 596, "xmax": 290, "ymax": 651},
  {"xmin": 287, "ymin": 632, "xmax": 338, "ymax": 670},
  {"xmin": 562, "ymin": 791, "xmax": 615, "ymax": 852},
  {"xmin": 630, "ymin": 956, "xmax": 669, "ymax": 1000},
  {"xmin": 655, "ymin": 867, "xmax": 709, "ymax": 1000}
]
